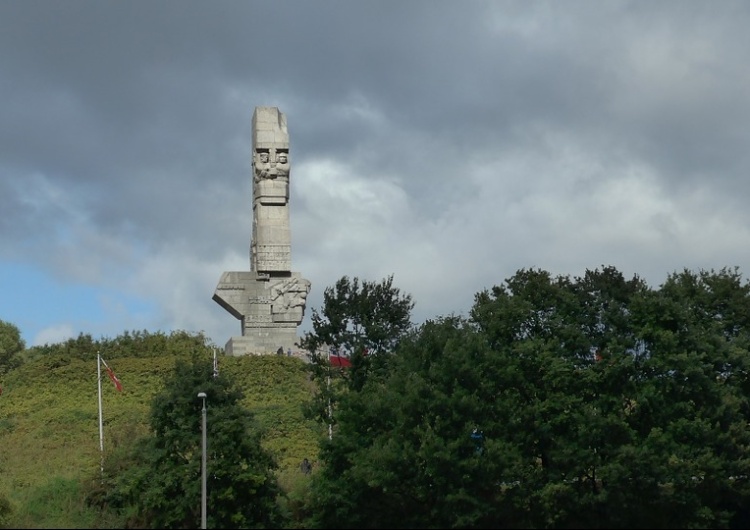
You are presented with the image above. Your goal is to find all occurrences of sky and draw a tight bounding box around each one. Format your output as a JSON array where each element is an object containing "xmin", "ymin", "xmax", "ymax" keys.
[{"xmin": 2, "ymin": 1, "xmax": 750, "ymax": 350}]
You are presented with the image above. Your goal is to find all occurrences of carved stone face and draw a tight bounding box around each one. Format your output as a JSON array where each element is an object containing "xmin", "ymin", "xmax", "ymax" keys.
[
  {"xmin": 277, "ymin": 153, "xmax": 288, "ymax": 164},
  {"xmin": 258, "ymin": 152, "xmax": 269, "ymax": 163}
]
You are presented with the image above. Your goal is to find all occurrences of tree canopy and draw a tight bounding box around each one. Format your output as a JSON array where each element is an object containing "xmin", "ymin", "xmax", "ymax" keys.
[
  {"xmin": 4, "ymin": 266, "xmax": 750, "ymax": 528},
  {"xmin": 304, "ymin": 266, "xmax": 750, "ymax": 529},
  {"xmin": 102, "ymin": 353, "xmax": 285, "ymax": 529},
  {"xmin": 299, "ymin": 274, "xmax": 414, "ymax": 436},
  {"xmin": 0, "ymin": 319, "xmax": 25, "ymax": 375},
  {"xmin": 300, "ymin": 274, "xmax": 414, "ymax": 358}
]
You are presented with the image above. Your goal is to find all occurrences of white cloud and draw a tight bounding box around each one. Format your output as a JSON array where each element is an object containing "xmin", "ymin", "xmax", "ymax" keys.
[
  {"xmin": 33, "ymin": 324, "xmax": 76, "ymax": 347},
  {"xmin": 4, "ymin": 2, "xmax": 750, "ymax": 348}
]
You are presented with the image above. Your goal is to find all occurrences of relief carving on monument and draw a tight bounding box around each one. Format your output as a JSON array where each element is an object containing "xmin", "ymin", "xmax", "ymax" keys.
[
  {"xmin": 275, "ymin": 150, "xmax": 290, "ymax": 179},
  {"xmin": 253, "ymin": 149, "xmax": 290, "ymax": 182},
  {"xmin": 253, "ymin": 149, "xmax": 272, "ymax": 182},
  {"xmin": 271, "ymin": 277, "xmax": 311, "ymax": 314}
]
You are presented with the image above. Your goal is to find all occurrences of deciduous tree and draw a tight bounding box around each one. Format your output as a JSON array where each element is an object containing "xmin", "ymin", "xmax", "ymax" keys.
[
  {"xmin": 304, "ymin": 266, "xmax": 750, "ymax": 528},
  {"xmin": 0, "ymin": 319, "xmax": 25, "ymax": 375},
  {"xmin": 299, "ymin": 274, "xmax": 414, "ymax": 435},
  {"xmin": 110, "ymin": 353, "xmax": 285, "ymax": 528}
]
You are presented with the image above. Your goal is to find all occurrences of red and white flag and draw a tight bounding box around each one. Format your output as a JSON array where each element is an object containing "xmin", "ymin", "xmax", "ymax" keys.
[{"xmin": 101, "ymin": 358, "xmax": 123, "ymax": 392}]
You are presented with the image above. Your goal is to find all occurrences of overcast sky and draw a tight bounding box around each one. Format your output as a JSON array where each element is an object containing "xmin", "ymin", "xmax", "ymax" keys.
[{"xmin": 2, "ymin": 1, "xmax": 750, "ymax": 349}]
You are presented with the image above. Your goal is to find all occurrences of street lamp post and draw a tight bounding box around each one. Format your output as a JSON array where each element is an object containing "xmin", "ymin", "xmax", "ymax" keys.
[{"xmin": 198, "ymin": 392, "xmax": 207, "ymax": 530}]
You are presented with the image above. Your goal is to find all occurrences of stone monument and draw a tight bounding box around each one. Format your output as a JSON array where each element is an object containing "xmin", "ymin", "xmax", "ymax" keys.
[{"xmin": 212, "ymin": 106, "xmax": 311, "ymax": 356}]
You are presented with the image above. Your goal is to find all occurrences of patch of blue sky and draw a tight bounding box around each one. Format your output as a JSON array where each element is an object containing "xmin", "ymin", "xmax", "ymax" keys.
[{"xmin": 0, "ymin": 260, "xmax": 157, "ymax": 347}]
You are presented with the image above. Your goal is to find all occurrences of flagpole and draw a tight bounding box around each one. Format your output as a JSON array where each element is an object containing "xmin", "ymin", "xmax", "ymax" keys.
[
  {"xmin": 97, "ymin": 352, "xmax": 104, "ymax": 477},
  {"xmin": 327, "ymin": 347, "xmax": 332, "ymax": 441}
]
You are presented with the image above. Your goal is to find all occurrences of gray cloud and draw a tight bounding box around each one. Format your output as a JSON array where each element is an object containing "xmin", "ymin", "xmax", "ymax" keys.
[{"xmin": 2, "ymin": 1, "xmax": 750, "ymax": 346}]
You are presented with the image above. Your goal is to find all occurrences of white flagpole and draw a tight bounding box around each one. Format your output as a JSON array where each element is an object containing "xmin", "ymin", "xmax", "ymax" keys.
[
  {"xmin": 97, "ymin": 352, "xmax": 104, "ymax": 477},
  {"xmin": 327, "ymin": 347, "xmax": 332, "ymax": 440}
]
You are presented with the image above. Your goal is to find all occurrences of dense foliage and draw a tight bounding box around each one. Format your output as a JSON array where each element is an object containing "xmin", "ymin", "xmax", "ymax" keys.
[
  {"xmin": 0, "ymin": 330, "xmax": 317, "ymax": 529},
  {"xmin": 299, "ymin": 275, "xmax": 414, "ymax": 435},
  {"xmin": 4, "ymin": 266, "xmax": 750, "ymax": 528},
  {"xmin": 95, "ymin": 354, "xmax": 285, "ymax": 528},
  {"xmin": 0, "ymin": 319, "xmax": 25, "ymax": 375},
  {"xmin": 305, "ymin": 267, "xmax": 750, "ymax": 528}
]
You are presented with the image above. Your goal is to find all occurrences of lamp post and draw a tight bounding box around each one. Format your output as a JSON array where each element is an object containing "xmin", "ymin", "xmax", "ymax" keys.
[{"xmin": 198, "ymin": 392, "xmax": 207, "ymax": 530}]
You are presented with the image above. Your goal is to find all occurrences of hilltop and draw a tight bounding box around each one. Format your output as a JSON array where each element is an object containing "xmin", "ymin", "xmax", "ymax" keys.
[{"xmin": 0, "ymin": 348, "xmax": 321, "ymax": 528}]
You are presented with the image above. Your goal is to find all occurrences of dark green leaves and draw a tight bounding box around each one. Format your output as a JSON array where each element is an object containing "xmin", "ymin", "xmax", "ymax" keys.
[{"xmin": 306, "ymin": 266, "xmax": 750, "ymax": 528}]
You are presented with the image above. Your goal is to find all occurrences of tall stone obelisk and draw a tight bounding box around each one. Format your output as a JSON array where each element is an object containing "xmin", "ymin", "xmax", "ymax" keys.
[{"xmin": 213, "ymin": 107, "xmax": 311, "ymax": 356}]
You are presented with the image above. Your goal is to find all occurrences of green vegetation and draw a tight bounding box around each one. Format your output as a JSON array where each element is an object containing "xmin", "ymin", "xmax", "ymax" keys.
[
  {"xmin": 0, "ymin": 330, "xmax": 321, "ymax": 528},
  {"xmin": 304, "ymin": 267, "xmax": 750, "ymax": 528},
  {"xmin": 3, "ymin": 267, "xmax": 750, "ymax": 528},
  {"xmin": 0, "ymin": 319, "xmax": 25, "ymax": 375},
  {"xmin": 300, "ymin": 274, "xmax": 414, "ymax": 435},
  {"xmin": 102, "ymin": 353, "xmax": 285, "ymax": 528}
]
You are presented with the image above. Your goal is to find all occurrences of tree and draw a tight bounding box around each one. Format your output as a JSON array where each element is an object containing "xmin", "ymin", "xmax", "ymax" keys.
[
  {"xmin": 299, "ymin": 274, "xmax": 414, "ymax": 436},
  {"xmin": 0, "ymin": 319, "xmax": 25, "ymax": 375},
  {"xmin": 300, "ymin": 274, "xmax": 414, "ymax": 358},
  {"xmin": 108, "ymin": 353, "xmax": 285, "ymax": 529},
  {"xmin": 303, "ymin": 266, "xmax": 750, "ymax": 528},
  {"xmin": 306, "ymin": 316, "xmax": 513, "ymax": 529}
]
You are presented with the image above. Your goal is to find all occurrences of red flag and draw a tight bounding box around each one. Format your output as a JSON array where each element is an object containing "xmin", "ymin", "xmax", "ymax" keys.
[
  {"xmin": 329, "ymin": 354, "xmax": 352, "ymax": 368},
  {"xmin": 328, "ymin": 345, "xmax": 352, "ymax": 368},
  {"xmin": 327, "ymin": 345, "xmax": 372, "ymax": 368},
  {"xmin": 102, "ymin": 358, "xmax": 123, "ymax": 392}
]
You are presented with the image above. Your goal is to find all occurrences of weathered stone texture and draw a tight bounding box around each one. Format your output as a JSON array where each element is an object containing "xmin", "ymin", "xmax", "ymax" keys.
[{"xmin": 213, "ymin": 107, "xmax": 310, "ymax": 356}]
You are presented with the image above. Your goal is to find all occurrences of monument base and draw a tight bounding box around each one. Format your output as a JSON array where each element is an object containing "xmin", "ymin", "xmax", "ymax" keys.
[{"xmin": 223, "ymin": 334, "xmax": 305, "ymax": 357}]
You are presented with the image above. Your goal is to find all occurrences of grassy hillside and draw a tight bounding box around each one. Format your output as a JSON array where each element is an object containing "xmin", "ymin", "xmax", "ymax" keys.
[{"xmin": 0, "ymin": 351, "xmax": 323, "ymax": 528}]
